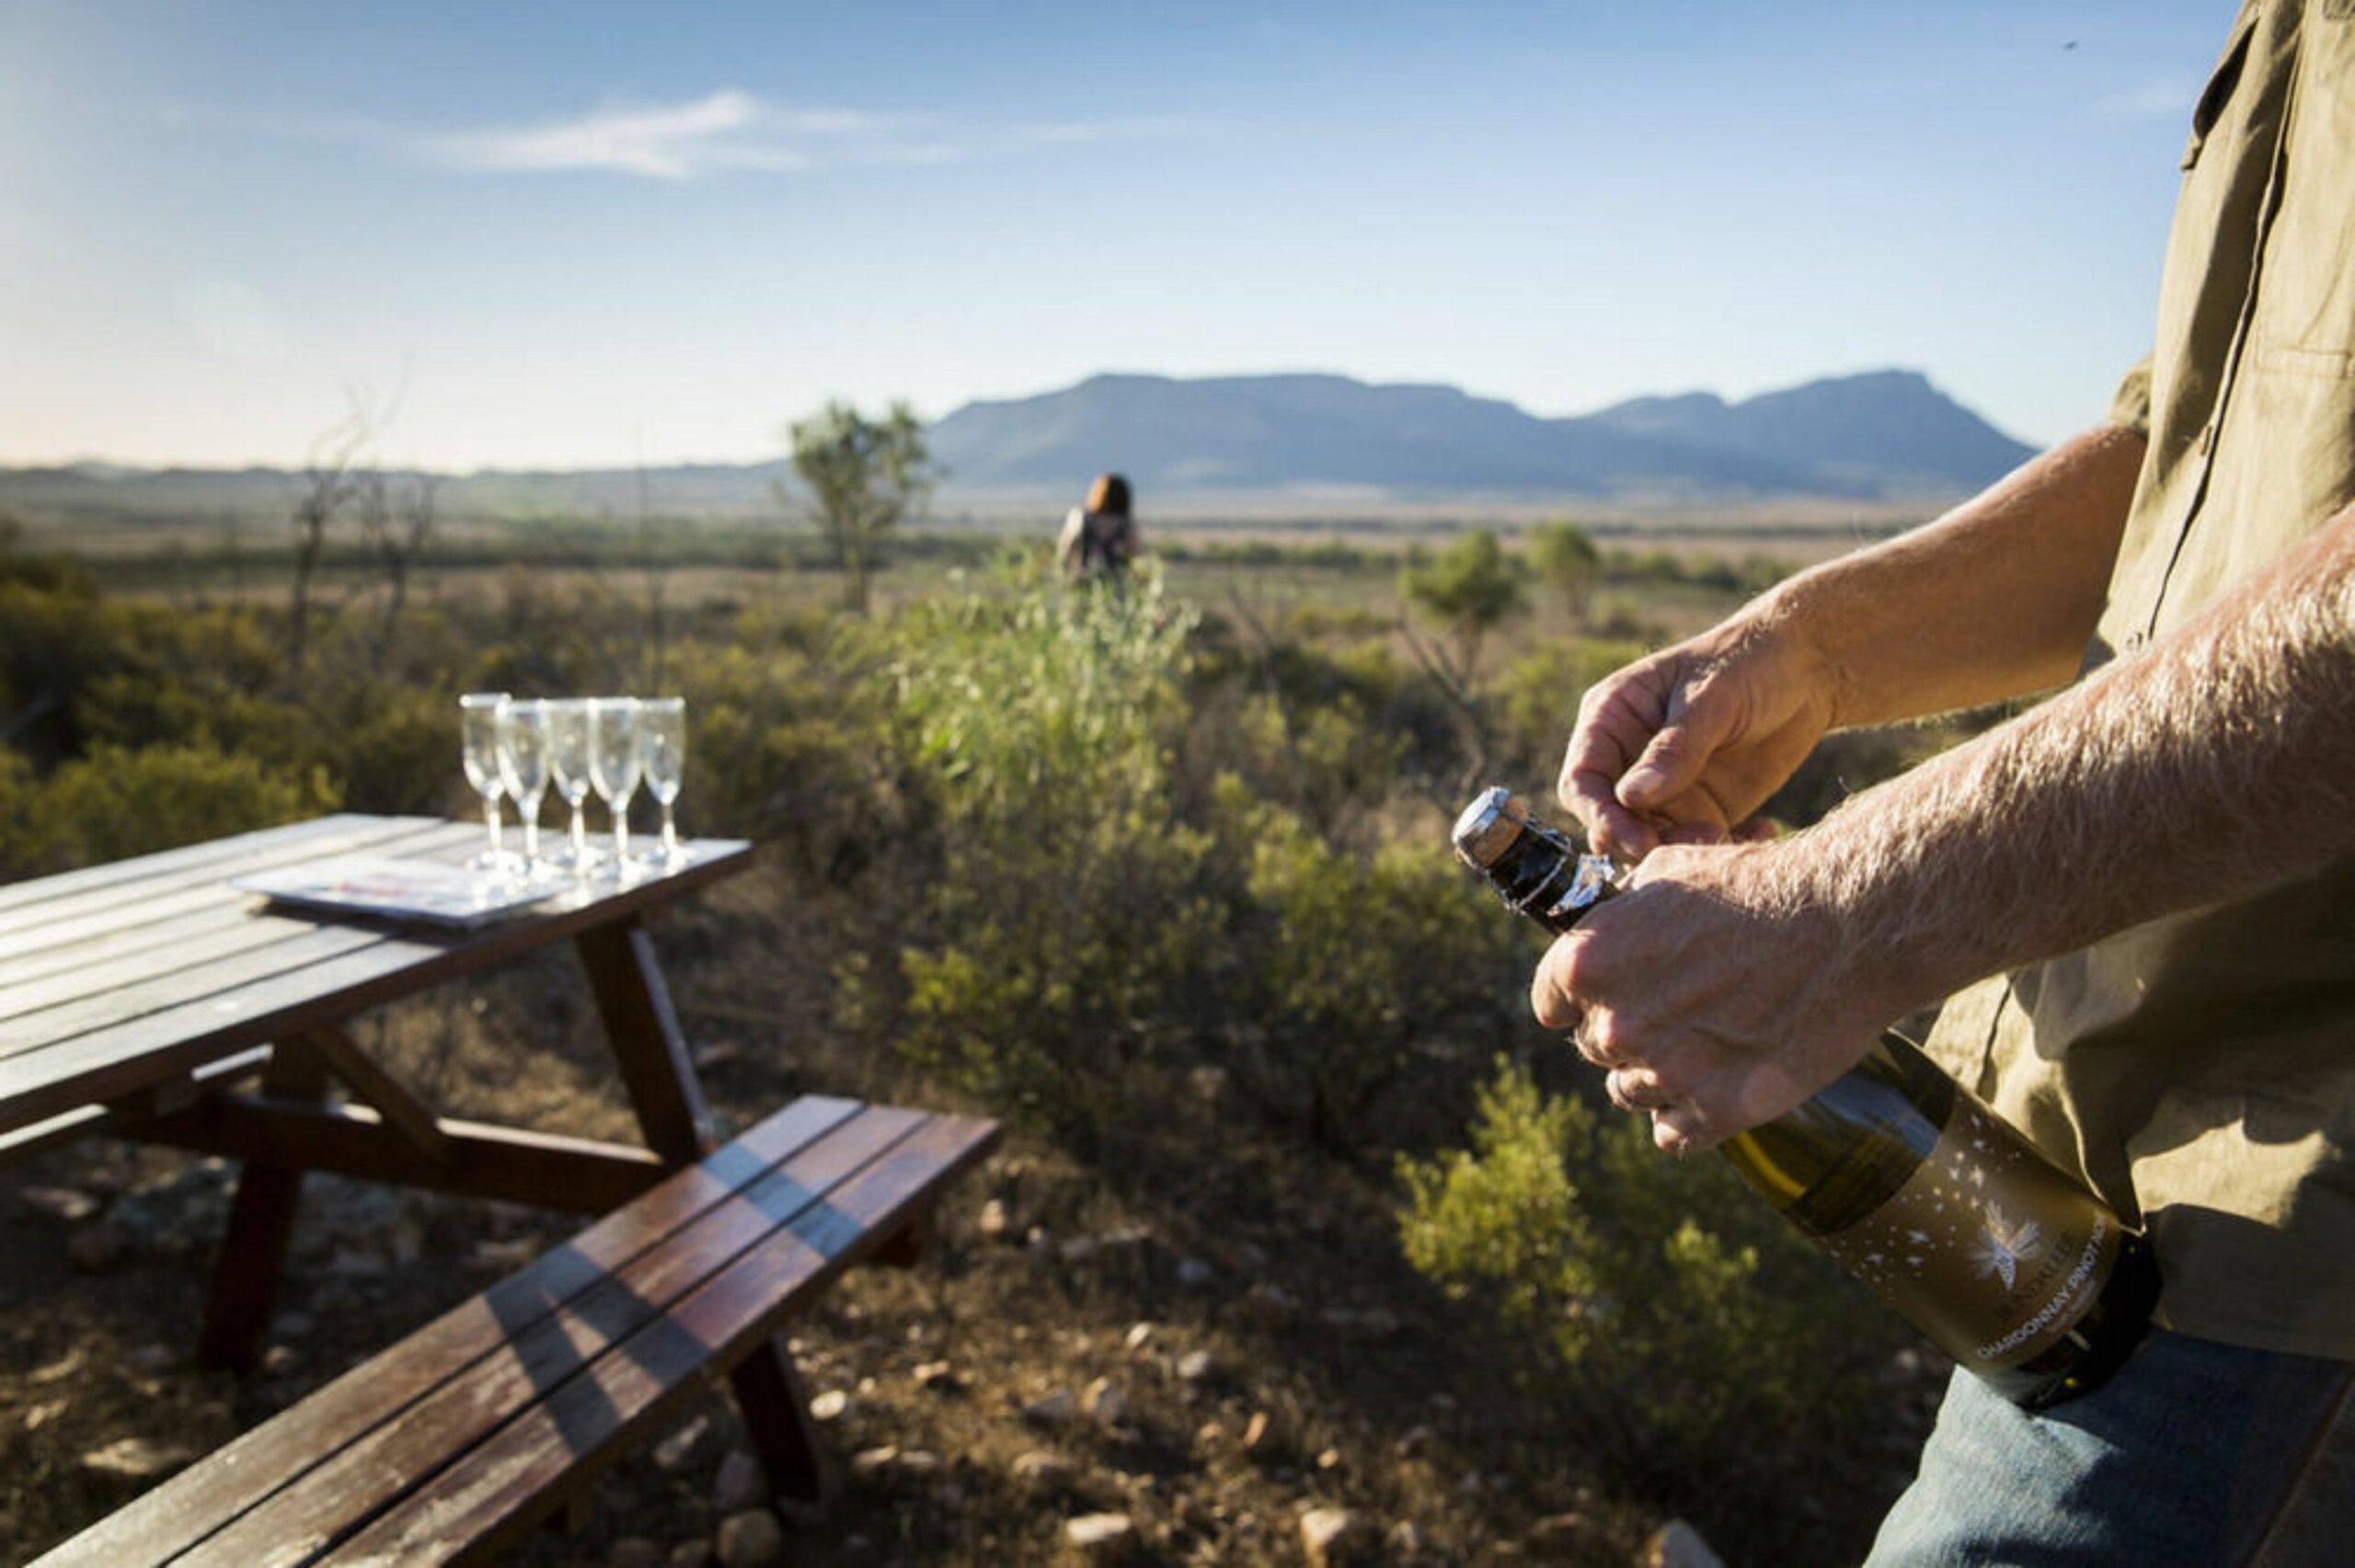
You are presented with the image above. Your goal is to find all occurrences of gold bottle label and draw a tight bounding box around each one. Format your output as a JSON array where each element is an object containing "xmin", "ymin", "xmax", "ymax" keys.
[{"xmin": 1815, "ymin": 1100, "xmax": 2120, "ymax": 1371}]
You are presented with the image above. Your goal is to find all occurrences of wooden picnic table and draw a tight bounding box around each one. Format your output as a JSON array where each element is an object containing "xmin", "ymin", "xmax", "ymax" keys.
[{"xmin": 0, "ymin": 811, "xmax": 753, "ymax": 1368}]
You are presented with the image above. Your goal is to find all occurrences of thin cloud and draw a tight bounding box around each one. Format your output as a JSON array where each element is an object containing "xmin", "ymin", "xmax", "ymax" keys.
[
  {"xmin": 418, "ymin": 88, "xmax": 1193, "ymax": 180},
  {"xmin": 2097, "ymin": 77, "xmax": 2195, "ymax": 120}
]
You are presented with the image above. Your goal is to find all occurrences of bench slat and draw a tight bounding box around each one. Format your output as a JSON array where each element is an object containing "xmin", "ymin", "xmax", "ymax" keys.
[
  {"xmin": 324, "ymin": 1111, "xmax": 1000, "ymax": 1566},
  {"xmin": 30, "ymin": 1094, "xmax": 868, "ymax": 1568},
  {"xmin": 182, "ymin": 1104, "xmax": 937, "ymax": 1567}
]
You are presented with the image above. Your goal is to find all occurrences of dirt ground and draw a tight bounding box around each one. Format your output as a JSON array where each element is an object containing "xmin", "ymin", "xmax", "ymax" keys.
[{"xmin": 0, "ymin": 872, "xmax": 1932, "ymax": 1567}]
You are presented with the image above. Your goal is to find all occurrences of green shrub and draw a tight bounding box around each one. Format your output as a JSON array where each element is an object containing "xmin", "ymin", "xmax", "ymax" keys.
[
  {"xmin": 1399, "ymin": 529, "xmax": 1526, "ymax": 679},
  {"xmin": 0, "ymin": 747, "xmax": 39, "ymax": 877},
  {"xmin": 1214, "ymin": 780, "xmax": 1530, "ymax": 1144},
  {"xmin": 856, "ymin": 563, "xmax": 1212, "ymax": 1128},
  {"xmin": 329, "ymin": 681, "xmax": 468, "ymax": 815},
  {"xmin": 1398, "ymin": 1058, "xmax": 1901, "ymax": 1521},
  {"xmin": 17, "ymin": 741, "xmax": 339, "ymax": 868},
  {"xmin": 1488, "ymin": 635, "xmax": 1654, "ymax": 788}
]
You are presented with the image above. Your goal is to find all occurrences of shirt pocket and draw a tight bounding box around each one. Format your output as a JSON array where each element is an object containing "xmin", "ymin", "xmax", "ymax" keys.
[
  {"xmin": 2248, "ymin": 17, "xmax": 2355, "ymax": 365},
  {"xmin": 2183, "ymin": 5, "xmax": 2263, "ymax": 168}
]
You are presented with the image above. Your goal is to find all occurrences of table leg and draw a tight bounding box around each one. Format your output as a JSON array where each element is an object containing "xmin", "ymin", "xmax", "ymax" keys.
[
  {"xmin": 576, "ymin": 914, "xmax": 715, "ymax": 1163},
  {"xmin": 578, "ymin": 919, "xmax": 828, "ymax": 1505},
  {"xmin": 197, "ymin": 1042, "xmax": 329, "ymax": 1370},
  {"xmin": 729, "ymin": 1333, "xmax": 836, "ymax": 1505}
]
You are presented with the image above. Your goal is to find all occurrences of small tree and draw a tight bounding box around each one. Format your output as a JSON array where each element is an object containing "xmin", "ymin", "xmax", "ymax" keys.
[
  {"xmin": 357, "ymin": 468, "xmax": 438, "ymax": 660},
  {"xmin": 777, "ymin": 400, "xmax": 938, "ymax": 614},
  {"xmin": 1529, "ymin": 519, "xmax": 1601, "ymax": 625},
  {"xmin": 1399, "ymin": 528, "xmax": 1526, "ymax": 682},
  {"xmin": 286, "ymin": 413, "xmax": 370, "ymax": 681}
]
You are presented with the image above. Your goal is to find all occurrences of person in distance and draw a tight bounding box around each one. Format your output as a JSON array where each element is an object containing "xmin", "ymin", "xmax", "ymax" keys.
[
  {"xmin": 1057, "ymin": 471, "xmax": 1141, "ymax": 581},
  {"xmin": 1528, "ymin": 6, "xmax": 2355, "ymax": 1562}
]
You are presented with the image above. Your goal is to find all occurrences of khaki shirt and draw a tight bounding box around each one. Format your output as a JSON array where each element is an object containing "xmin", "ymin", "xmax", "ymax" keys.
[{"xmin": 1923, "ymin": 0, "xmax": 2355, "ymax": 1358}]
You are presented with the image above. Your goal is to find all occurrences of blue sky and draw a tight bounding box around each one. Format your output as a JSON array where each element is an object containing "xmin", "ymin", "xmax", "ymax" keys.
[{"xmin": 1, "ymin": 1, "xmax": 2233, "ymax": 472}]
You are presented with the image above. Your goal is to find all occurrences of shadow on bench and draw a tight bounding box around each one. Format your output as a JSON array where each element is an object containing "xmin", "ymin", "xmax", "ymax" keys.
[{"xmin": 35, "ymin": 1094, "xmax": 1000, "ymax": 1566}]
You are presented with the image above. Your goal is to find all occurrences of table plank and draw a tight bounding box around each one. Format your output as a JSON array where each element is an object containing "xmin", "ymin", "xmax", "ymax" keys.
[
  {"xmin": 0, "ymin": 822, "xmax": 478, "ymax": 1023},
  {"xmin": 0, "ymin": 833, "xmax": 752, "ymax": 1139},
  {"xmin": 0, "ymin": 1046, "xmax": 272, "ymax": 1162},
  {"xmin": 2, "ymin": 905, "xmax": 353, "ymax": 1012},
  {"xmin": 33, "ymin": 1096, "xmax": 868, "ymax": 1568},
  {"xmin": 0, "ymin": 921, "xmax": 414, "ymax": 1063},
  {"xmin": 0, "ymin": 814, "xmax": 377, "ymax": 918},
  {"xmin": 0, "ymin": 817, "xmax": 457, "ymax": 955}
]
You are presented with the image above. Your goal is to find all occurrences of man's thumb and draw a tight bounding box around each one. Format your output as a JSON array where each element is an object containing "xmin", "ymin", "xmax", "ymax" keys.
[{"xmin": 1620, "ymin": 726, "xmax": 1703, "ymax": 807}]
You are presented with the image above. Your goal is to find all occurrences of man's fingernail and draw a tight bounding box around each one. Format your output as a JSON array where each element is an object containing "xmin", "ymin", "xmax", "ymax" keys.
[{"xmin": 1620, "ymin": 766, "xmax": 1662, "ymax": 799}]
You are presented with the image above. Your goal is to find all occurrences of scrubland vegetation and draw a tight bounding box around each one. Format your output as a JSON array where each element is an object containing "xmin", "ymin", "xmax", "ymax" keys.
[{"xmin": 0, "ymin": 506, "xmax": 1982, "ymax": 1563}]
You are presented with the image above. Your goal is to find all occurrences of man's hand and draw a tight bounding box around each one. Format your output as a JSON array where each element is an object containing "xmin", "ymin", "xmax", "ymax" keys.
[
  {"xmin": 1558, "ymin": 612, "xmax": 1838, "ymax": 863},
  {"xmin": 1557, "ymin": 428, "xmax": 2142, "ymax": 866},
  {"xmin": 1534, "ymin": 498, "xmax": 2355, "ymax": 1157},
  {"xmin": 1527, "ymin": 839, "xmax": 1898, "ymax": 1154}
]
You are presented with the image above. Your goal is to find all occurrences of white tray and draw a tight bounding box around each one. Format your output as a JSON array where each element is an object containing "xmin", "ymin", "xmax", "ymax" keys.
[{"xmin": 234, "ymin": 854, "xmax": 567, "ymax": 929}]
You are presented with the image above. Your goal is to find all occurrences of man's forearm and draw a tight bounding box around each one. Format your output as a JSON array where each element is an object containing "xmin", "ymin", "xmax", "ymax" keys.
[
  {"xmin": 1760, "ymin": 424, "xmax": 2145, "ymax": 730},
  {"xmin": 1788, "ymin": 503, "xmax": 2355, "ymax": 1005}
]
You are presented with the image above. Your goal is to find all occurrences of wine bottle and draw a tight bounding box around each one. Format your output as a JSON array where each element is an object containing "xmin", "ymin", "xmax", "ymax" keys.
[{"xmin": 1452, "ymin": 785, "xmax": 2157, "ymax": 1408}]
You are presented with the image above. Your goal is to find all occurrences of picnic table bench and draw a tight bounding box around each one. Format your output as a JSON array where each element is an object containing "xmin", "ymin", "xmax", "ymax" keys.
[
  {"xmin": 30, "ymin": 1094, "xmax": 998, "ymax": 1566},
  {"xmin": 2, "ymin": 816, "xmax": 1001, "ymax": 1563}
]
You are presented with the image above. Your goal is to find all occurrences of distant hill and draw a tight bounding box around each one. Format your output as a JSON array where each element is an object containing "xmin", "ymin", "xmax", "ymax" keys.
[
  {"xmin": 0, "ymin": 368, "xmax": 2034, "ymax": 530},
  {"xmin": 925, "ymin": 368, "xmax": 2030, "ymax": 503},
  {"xmin": 1583, "ymin": 370, "xmax": 2037, "ymax": 497}
]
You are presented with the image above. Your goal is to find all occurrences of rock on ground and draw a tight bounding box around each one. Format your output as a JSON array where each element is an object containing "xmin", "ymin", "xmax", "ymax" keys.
[
  {"xmin": 1300, "ymin": 1505, "xmax": 1375, "ymax": 1566},
  {"xmin": 653, "ymin": 1413, "xmax": 714, "ymax": 1473},
  {"xmin": 1084, "ymin": 1375, "xmax": 1126, "ymax": 1425},
  {"xmin": 715, "ymin": 1508, "xmax": 785, "ymax": 1568},
  {"xmin": 1063, "ymin": 1511, "xmax": 1136, "ymax": 1561},
  {"xmin": 1011, "ymin": 1448, "xmax": 1074, "ymax": 1490},
  {"xmin": 712, "ymin": 1448, "xmax": 768, "ymax": 1513},
  {"xmin": 1023, "ymin": 1387, "xmax": 1078, "ymax": 1425},
  {"xmin": 80, "ymin": 1437, "xmax": 195, "ymax": 1480},
  {"xmin": 19, "ymin": 1185, "xmax": 101, "ymax": 1223},
  {"xmin": 1644, "ymin": 1517, "xmax": 1726, "ymax": 1568},
  {"xmin": 1524, "ymin": 1510, "xmax": 1608, "ymax": 1552}
]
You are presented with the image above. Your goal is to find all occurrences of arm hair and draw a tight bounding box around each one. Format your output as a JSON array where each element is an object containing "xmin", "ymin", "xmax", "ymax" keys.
[{"xmin": 1775, "ymin": 503, "xmax": 2355, "ymax": 1002}]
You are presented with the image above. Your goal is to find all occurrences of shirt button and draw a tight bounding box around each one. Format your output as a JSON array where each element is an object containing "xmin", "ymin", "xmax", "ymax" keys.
[{"xmin": 2123, "ymin": 631, "xmax": 2149, "ymax": 651}]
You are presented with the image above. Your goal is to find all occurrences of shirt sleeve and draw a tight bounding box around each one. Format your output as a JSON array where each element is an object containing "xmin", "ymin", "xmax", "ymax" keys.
[{"xmin": 2107, "ymin": 355, "xmax": 2154, "ymax": 437}]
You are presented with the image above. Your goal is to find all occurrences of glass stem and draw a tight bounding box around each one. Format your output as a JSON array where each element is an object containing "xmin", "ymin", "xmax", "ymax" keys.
[
  {"xmin": 484, "ymin": 795, "xmax": 503, "ymax": 859},
  {"xmin": 521, "ymin": 795, "xmax": 542, "ymax": 864},
  {"xmin": 569, "ymin": 799, "xmax": 588, "ymax": 859},
  {"xmin": 661, "ymin": 802, "xmax": 680, "ymax": 860},
  {"xmin": 612, "ymin": 791, "xmax": 633, "ymax": 865}
]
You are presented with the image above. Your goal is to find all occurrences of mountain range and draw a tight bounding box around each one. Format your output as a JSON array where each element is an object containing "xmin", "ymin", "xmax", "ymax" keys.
[
  {"xmin": 927, "ymin": 368, "xmax": 2030, "ymax": 503},
  {"xmin": 0, "ymin": 369, "xmax": 2033, "ymax": 528}
]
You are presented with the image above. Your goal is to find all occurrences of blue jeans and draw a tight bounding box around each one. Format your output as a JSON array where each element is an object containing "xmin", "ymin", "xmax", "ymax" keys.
[{"xmin": 1867, "ymin": 1333, "xmax": 2355, "ymax": 1566}]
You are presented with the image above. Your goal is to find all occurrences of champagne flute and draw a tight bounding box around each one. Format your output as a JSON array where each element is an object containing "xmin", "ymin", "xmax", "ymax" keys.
[
  {"xmin": 459, "ymin": 692, "xmax": 511, "ymax": 871},
  {"xmin": 496, "ymin": 698, "xmax": 552, "ymax": 874},
  {"xmin": 545, "ymin": 698, "xmax": 598, "ymax": 873},
  {"xmin": 638, "ymin": 696, "xmax": 688, "ymax": 864},
  {"xmin": 588, "ymin": 696, "xmax": 643, "ymax": 876}
]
